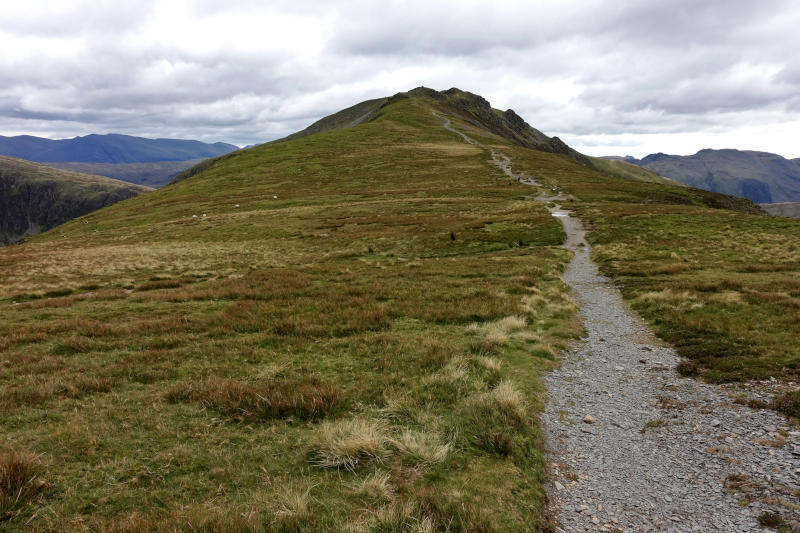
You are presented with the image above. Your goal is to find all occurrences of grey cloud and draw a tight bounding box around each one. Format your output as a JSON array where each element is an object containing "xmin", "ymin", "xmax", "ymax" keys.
[{"xmin": 1, "ymin": 1, "xmax": 799, "ymax": 152}]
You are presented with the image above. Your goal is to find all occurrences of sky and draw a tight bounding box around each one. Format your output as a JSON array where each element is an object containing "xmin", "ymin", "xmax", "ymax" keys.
[{"xmin": 1, "ymin": 0, "xmax": 800, "ymax": 158}]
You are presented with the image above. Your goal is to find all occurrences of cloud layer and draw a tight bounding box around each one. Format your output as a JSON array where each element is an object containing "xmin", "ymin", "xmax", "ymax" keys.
[{"xmin": 1, "ymin": 0, "xmax": 799, "ymax": 157}]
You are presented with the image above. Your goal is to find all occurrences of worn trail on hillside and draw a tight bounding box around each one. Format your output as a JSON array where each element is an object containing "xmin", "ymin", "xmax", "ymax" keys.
[{"xmin": 440, "ymin": 117, "xmax": 800, "ymax": 532}]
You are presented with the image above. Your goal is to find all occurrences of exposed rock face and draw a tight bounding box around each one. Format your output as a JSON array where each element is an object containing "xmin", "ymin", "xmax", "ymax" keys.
[
  {"xmin": 410, "ymin": 87, "xmax": 594, "ymax": 168},
  {"xmin": 0, "ymin": 156, "xmax": 150, "ymax": 245}
]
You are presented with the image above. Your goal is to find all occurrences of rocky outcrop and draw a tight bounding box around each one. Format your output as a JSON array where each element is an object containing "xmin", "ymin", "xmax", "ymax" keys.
[
  {"xmin": 0, "ymin": 156, "xmax": 150, "ymax": 245},
  {"xmin": 408, "ymin": 87, "xmax": 594, "ymax": 168}
]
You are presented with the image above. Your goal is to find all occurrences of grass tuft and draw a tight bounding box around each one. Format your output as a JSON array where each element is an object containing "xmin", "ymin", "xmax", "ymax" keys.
[
  {"xmin": 774, "ymin": 390, "xmax": 800, "ymax": 419},
  {"xmin": 165, "ymin": 377, "xmax": 343, "ymax": 421},
  {"xmin": 391, "ymin": 430, "xmax": 451, "ymax": 467},
  {"xmin": 0, "ymin": 451, "xmax": 47, "ymax": 521},
  {"xmin": 467, "ymin": 380, "xmax": 529, "ymax": 456},
  {"xmin": 350, "ymin": 471, "xmax": 394, "ymax": 505},
  {"xmin": 311, "ymin": 418, "xmax": 390, "ymax": 470}
]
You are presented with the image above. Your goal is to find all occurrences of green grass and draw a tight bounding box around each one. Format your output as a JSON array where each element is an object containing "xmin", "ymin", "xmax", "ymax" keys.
[
  {"xmin": 0, "ymin": 95, "xmax": 580, "ymax": 530},
  {"xmin": 507, "ymin": 144, "xmax": 799, "ymax": 386},
  {"xmin": 3, "ymin": 86, "xmax": 797, "ymax": 529}
]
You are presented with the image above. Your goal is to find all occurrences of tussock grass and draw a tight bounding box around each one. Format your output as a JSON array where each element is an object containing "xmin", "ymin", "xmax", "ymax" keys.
[
  {"xmin": 467, "ymin": 380, "xmax": 529, "ymax": 456},
  {"xmin": 364, "ymin": 500, "xmax": 434, "ymax": 533},
  {"xmin": 275, "ymin": 486, "xmax": 313, "ymax": 530},
  {"xmin": 391, "ymin": 430, "xmax": 451, "ymax": 467},
  {"xmin": 0, "ymin": 451, "xmax": 47, "ymax": 520},
  {"xmin": 1, "ymin": 376, "xmax": 114, "ymax": 411},
  {"xmin": 311, "ymin": 418, "xmax": 390, "ymax": 469},
  {"xmin": 351, "ymin": 471, "xmax": 394, "ymax": 505},
  {"xmin": 165, "ymin": 377, "xmax": 343, "ymax": 421},
  {"xmin": 775, "ymin": 390, "xmax": 800, "ymax": 419}
]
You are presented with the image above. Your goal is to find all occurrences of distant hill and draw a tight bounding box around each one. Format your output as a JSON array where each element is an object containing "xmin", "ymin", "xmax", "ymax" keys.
[
  {"xmin": 0, "ymin": 134, "xmax": 238, "ymax": 164},
  {"xmin": 760, "ymin": 202, "xmax": 800, "ymax": 218},
  {"xmin": 0, "ymin": 156, "xmax": 150, "ymax": 245},
  {"xmin": 46, "ymin": 159, "xmax": 204, "ymax": 188},
  {"xmin": 611, "ymin": 149, "xmax": 800, "ymax": 203},
  {"xmin": 589, "ymin": 156, "xmax": 681, "ymax": 186}
]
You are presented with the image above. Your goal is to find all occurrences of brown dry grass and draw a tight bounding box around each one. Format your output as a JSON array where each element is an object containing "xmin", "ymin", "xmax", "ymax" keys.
[{"xmin": 165, "ymin": 377, "xmax": 343, "ymax": 421}]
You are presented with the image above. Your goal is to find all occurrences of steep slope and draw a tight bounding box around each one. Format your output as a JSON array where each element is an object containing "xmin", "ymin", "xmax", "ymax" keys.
[
  {"xmin": 0, "ymin": 156, "xmax": 150, "ymax": 245},
  {"xmin": 173, "ymin": 86, "xmax": 592, "ymax": 185},
  {"xmin": 0, "ymin": 133, "xmax": 238, "ymax": 164},
  {"xmin": 621, "ymin": 149, "xmax": 800, "ymax": 203},
  {"xmin": 268, "ymin": 97, "xmax": 389, "ymax": 144},
  {"xmin": 0, "ymin": 88, "xmax": 795, "ymax": 531}
]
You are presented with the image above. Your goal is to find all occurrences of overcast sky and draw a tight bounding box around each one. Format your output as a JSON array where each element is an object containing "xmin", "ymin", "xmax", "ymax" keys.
[{"xmin": 2, "ymin": 0, "xmax": 799, "ymax": 158}]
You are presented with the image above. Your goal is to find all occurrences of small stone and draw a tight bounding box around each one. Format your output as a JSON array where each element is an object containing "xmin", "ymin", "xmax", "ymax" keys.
[
  {"xmin": 592, "ymin": 516, "xmax": 600, "ymax": 524},
  {"xmin": 641, "ymin": 346, "xmax": 653, "ymax": 352},
  {"xmin": 792, "ymin": 446, "xmax": 800, "ymax": 456},
  {"xmin": 711, "ymin": 419, "xmax": 721, "ymax": 428},
  {"xmin": 669, "ymin": 516, "xmax": 681, "ymax": 522},
  {"xmin": 555, "ymin": 481, "xmax": 565, "ymax": 490},
  {"xmin": 584, "ymin": 414, "xmax": 595, "ymax": 424},
  {"xmin": 639, "ymin": 358, "xmax": 648, "ymax": 363},
  {"xmin": 615, "ymin": 366, "xmax": 624, "ymax": 371}
]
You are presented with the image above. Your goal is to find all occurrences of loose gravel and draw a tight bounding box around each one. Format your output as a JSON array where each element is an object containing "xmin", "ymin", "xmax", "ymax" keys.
[
  {"xmin": 540, "ymin": 207, "xmax": 799, "ymax": 532},
  {"xmin": 441, "ymin": 117, "xmax": 800, "ymax": 532}
]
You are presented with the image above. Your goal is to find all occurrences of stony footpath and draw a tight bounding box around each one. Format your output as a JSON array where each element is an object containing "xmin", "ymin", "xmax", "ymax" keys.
[
  {"xmin": 540, "ymin": 210, "xmax": 799, "ymax": 532},
  {"xmin": 439, "ymin": 117, "xmax": 800, "ymax": 532}
]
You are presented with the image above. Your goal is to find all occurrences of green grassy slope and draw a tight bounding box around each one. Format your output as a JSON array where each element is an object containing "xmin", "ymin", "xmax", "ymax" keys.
[
  {"xmin": 0, "ymin": 92, "xmax": 580, "ymax": 531},
  {"xmin": 506, "ymin": 146, "xmax": 798, "ymax": 387},
  {"xmin": 1, "ymin": 87, "xmax": 797, "ymax": 530},
  {"xmin": 0, "ymin": 156, "xmax": 151, "ymax": 245},
  {"xmin": 590, "ymin": 156, "xmax": 680, "ymax": 185}
]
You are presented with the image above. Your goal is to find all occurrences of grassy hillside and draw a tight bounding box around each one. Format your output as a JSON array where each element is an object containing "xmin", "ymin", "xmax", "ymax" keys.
[
  {"xmin": 590, "ymin": 156, "xmax": 680, "ymax": 185},
  {"xmin": 1, "ymin": 88, "xmax": 797, "ymax": 531},
  {"xmin": 506, "ymin": 146, "xmax": 798, "ymax": 387},
  {"xmin": 0, "ymin": 156, "xmax": 151, "ymax": 245},
  {"xmin": 0, "ymin": 92, "xmax": 580, "ymax": 531}
]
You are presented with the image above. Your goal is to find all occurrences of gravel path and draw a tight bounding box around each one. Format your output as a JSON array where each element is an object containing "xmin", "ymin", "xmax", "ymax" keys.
[
  {"xmin": 540, "ymin": 205, "xmax": 799, "ymax": 532},
  {"xmin": 438, "ymin": 116, "xmax": 800, "ymax": 532}
]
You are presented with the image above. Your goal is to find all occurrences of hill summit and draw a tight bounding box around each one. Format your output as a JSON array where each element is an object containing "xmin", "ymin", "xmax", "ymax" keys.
[
  {"xmin": 175, "ymin": 86, "xmax": 592, "ymax": 183},
  {"xmin": 281, "ymin": 87, "xmax": 591, "ymax": 163}
]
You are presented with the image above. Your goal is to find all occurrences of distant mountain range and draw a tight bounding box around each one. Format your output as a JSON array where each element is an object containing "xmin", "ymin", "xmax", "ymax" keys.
[
  {"xmin": 0, "ymin": 156, "xmax": 150, "ymax": 245},
  {"xmin": 607, "ymin": 149, "xmax": 800, "ymax": 204},
  {"xmin": 0, "ymin": 133, "xmax": 238, "ymax": 164},
  {"xmin": 0, "ymin": 134, "xmax": 238, "ymax": 188}
]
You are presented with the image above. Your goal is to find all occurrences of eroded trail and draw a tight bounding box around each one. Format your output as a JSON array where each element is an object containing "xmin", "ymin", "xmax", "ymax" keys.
[{"xmin": 440, "ymin": 117, "xmax": 800, "ymax": 532}]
